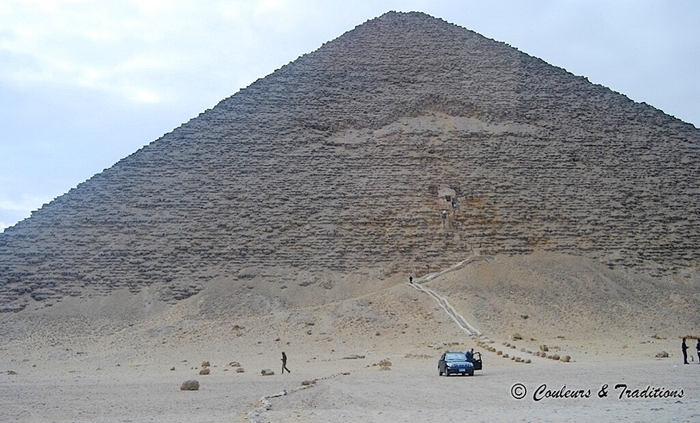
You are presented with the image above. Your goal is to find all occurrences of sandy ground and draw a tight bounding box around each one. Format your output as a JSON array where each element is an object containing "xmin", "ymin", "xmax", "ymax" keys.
[
  {"xmin": 1, "ymin": 354, "xmax": 698, "ymax": 423},
  {"xmin": 1, "ymin": 252, "xmax": 699, "ymax": 422}
]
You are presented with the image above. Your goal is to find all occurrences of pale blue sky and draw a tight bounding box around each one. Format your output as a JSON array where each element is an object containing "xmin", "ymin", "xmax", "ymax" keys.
[{"xmin": 1, "ymin": 0, "xmax": 698, "ymax": 231}]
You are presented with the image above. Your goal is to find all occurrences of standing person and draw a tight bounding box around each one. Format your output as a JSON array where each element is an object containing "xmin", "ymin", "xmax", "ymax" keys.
[
  {"xmin": 409, "ymin": 276, "xmax": 413, "ymax": 284},
  {"xmin": 441, "ymin": 210, "xmax": 448, "ymax": 227},
  {"xmin": 682, "ymin": 339, "xmax": 689, "ymax": 364},
  {"xmin": 281, "ymin": 351, "xmax": 291, "ymax": 374},
  {"xmin": 696, "ymin": 339, "xmax": 700, "ymax": 363},
  {"xmin": 465, "ymin": 348, "xmax": 474, "ymax": 362}
]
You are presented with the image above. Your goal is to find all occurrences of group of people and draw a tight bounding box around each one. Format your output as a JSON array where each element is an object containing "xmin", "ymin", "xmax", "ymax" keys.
[
  {"xmin": 440, "ymin": 200, "xmax": 459, "ymax": 227},
  {"xmin": 681, "ymin": 338, "xmax": 700, "ymax": 364}
]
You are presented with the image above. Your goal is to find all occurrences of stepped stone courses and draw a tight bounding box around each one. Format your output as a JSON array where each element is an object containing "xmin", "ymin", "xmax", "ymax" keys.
[{"xmin": 0, "ymin": 11, "xmax": 698, "ymax": 312}]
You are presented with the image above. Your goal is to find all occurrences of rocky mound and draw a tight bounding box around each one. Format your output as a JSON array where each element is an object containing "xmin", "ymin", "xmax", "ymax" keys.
[{"xmin": 431, "ymin": 253, "xmax": 700, "ymax": 343}]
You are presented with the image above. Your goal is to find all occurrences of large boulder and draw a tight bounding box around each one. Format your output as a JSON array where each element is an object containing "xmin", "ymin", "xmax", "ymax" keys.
[{"xmin": 180, "ymin": 380, "xmax": 200, "ymax": 391}]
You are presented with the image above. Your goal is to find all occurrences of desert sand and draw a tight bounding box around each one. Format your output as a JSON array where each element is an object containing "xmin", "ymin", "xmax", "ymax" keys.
[{"xmin": 1, "ymin": 252, "xmax": 698, "ymax": 422}]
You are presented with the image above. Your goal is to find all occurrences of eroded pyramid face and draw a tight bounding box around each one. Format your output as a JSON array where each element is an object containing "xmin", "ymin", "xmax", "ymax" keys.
[{"xmin": 0, "ymin": 11, "xmax": 698, "ymax": 312}]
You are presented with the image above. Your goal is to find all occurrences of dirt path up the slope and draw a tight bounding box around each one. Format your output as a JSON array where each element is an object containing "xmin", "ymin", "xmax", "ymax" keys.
[{"xmin": 408, "ymin": 255, "xmax": 494, "ymax": 343}]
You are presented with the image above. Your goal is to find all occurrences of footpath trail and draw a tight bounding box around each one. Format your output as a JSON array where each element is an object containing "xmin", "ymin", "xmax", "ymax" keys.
[{"xmin": 408, "ymin": 255, "xmax": 494, "ymax": 343}]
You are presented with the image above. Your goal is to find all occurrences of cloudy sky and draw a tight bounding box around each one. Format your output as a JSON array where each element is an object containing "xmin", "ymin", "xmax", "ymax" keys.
[{"xmin": 1, "ymin": 0, "xmax": 698, "ymax": 231}]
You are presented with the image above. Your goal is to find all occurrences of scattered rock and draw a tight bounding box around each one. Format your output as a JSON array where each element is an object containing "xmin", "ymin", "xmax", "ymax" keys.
[
  {"xmin": 236, "ymin": 367, "xmax": 245, "ymax": 373},
  {"xmin": 405, "ymin": 354, "xmax": 431, "ymax": 359},
  {"xmin": 655, "ymin": 351, "xmax": 669, "ymax": 358},
  {"xmin": 261, "ymin": 369, "xmax": 275, "ymax": 376},
  {"xmin": 560, "ymin": 355, "xmax": 571, "ymax": 362},
  {"xmin": 301, "ymin": 380, "xmax": 316, "ymax": 386},
  {"xmin": 180, "ymin": 380, "xmax": 200, "ymax": 391},
  {"xmin": 7, "ymin": 370, "xmax": 17, "ymax": 375},
  {"xmin": 539, "ymin": 345, "xmax": 549, "ymax": 352},
  {"xmin": 170, "ymin": 367, "xmax": 175, "ymax": 371},
  {"xmin": 229, "ymin": 361, "xmax": 241, "ymax": 367},
  {"xmin": 512, "ymin": 333, "xmax": 522, "ymax": 341},
  {"xmin": 199, "ymin": 368, "xmax": 210, "ymax": 375},
  {"xmin": 342, "ymin": 354, "xmax": 365, "ymax": 360}
]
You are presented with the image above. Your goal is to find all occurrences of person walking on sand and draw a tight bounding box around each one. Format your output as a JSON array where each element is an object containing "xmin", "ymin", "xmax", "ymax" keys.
[
  {"xmin": 682, "ymin": 338, "xmax": 689, "ymax": 364},
  {"xmin": 281, "ymin": 351, "xmax": 291, "ymax": 374}
]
